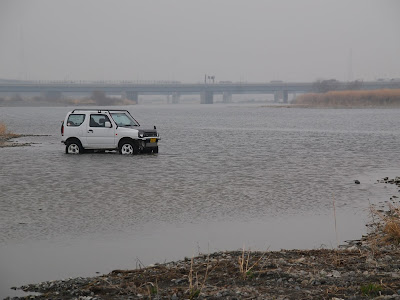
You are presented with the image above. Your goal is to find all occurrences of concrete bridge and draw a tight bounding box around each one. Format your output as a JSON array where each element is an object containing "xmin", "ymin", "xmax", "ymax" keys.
[{"xmin": 1, "ymin": 80, "xmax": 399, "ymax": 104}]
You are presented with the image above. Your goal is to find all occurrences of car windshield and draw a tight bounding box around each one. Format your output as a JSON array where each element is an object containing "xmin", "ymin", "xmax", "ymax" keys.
[{"xmin": 110, "ymin": 112, "xmax": 139, "ymax": 127}]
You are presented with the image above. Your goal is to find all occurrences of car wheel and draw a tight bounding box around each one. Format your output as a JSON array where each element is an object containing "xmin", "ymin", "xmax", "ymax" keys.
[
  {"xmin": 66, "ymin": 139, "xmax": 83, "ymax": 154},
  {"xmin": 153, "ymin": 146, "xmax": 159, "ymax": 154},
  {"xmin": 119, "ymin": 140, "xmax": 138, "ymax": 155}
]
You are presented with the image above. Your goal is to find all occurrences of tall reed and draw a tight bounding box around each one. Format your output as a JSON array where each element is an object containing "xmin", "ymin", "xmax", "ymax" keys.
[
  {"xmin": 293, "ymin": 89, "xmax": 400, "ymax": 107},
  {"xmin": 0, "ymin": 122, "xmax": 8, "ymax": 135}
]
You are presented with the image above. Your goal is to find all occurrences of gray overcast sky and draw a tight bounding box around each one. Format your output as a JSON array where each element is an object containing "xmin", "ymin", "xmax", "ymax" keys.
[{"xmin": 0, "ymin": 0, "xmax": 399, "ymax": 83}]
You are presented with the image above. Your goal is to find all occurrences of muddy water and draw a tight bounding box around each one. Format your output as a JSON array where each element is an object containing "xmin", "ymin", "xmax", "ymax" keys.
[{"xmin": 1, "ymin": 104, "xmax": 400, "ymax": 298}]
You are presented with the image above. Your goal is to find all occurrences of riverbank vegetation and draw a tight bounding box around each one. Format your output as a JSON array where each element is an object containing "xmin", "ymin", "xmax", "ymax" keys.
[
  {"xmin": 0, "ymin": 122, "xmax": 25, "ymax": 146},
  {"xmin": 292, "ymin": 89, "xmax": 400, "ymax": 108},
  {"xmin": 0, "ymin": 122, "xmax": 17, "ymax": 139},
  {"xmin": 369, "ymin": 175, "xmax": 400, "ymax": 246}
]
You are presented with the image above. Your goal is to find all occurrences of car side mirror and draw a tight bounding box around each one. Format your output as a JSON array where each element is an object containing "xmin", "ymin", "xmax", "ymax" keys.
[{"xmin": 105, "ymin": 121, "xmax": 112, "ymax": 128}]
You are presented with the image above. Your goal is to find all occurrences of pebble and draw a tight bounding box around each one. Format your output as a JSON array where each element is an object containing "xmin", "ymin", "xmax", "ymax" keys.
[
  {"xmin": 301, "ymin": 279, "xmax": 308, "ymax": 286},
  {"xmin": 332, "ymin": 270, "xmax": 341, "ymax": 278},
  {"xmin": 384, "ymin": 255, "xmax": 393, "ymax": 261},
  {"xmin": 278, "ymin": 258, "xmax": 287, "ymax": 265}
]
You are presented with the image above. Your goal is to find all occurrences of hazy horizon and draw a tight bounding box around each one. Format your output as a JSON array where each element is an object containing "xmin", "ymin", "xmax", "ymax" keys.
[{"xmin": 1, "ymin": 0, "xmax": 399, "ymax": 83}]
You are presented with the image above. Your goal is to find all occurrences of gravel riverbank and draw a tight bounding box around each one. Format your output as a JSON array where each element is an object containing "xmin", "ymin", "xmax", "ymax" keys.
[{"xmin": 6, "ymin": 243, "xmax": 400, "ymax": 300}]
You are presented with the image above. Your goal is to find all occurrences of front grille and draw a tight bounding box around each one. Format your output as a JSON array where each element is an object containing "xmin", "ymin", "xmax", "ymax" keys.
[{"xmin": 144, "ymin": 131, "xmax": 157, "ymax": 137}]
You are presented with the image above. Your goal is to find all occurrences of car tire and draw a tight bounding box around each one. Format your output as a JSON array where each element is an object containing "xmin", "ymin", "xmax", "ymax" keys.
[
  {"xmin": 66, "ymin": 139, "xmax": 83, "ymax": 154},
  {"xmin": 153, "ymin": 146, "xmax": 159, "ymax": 154},
  {"xmin": 119, "ymin": 140, "xmax": 138, "ymax": 155}
]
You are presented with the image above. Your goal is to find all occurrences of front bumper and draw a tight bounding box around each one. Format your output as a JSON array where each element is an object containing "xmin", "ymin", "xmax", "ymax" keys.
[{"xmin": 138, "ymin": 137, "xmax": 160, "ymax": 149}]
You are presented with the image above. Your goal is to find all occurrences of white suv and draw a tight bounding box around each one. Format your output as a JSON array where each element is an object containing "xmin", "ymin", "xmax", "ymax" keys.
[{"xmin": 61, "ymin": 109, "xmax": 160, "ymax": 154}]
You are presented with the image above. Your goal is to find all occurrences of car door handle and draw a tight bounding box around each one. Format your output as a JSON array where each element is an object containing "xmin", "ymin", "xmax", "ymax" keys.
[{"xmin": 88, "ymin": 129, "xmax": 93, "ymax": 133}]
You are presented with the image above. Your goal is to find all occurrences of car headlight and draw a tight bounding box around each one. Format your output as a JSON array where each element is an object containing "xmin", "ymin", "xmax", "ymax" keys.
[{"xmin": 138, "ymin": 132, "xmax": 144, "ymax": 138}]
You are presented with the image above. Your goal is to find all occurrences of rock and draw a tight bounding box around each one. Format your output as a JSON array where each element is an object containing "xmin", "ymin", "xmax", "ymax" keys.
[
  {"xmin": 295, "ymin": 257, "xmax": 306, "ymax": 263},
  {"xmin": 391, "ymin": 272, "xmax": 400, "ymax": 278},
  {"xmin": 278, "ymin": 258, "xmax": 287, "ymax": 265},
  {"xmin": 354, "ymin": 180, "xmax": 360, "ymax": 184},
  {"xmin": 332, "ymin": 270, "xmax": 341, "ymax": 278},
  {"xmin": 366, "ymin": 258, "xmax": 377, "ymax": 266},
  {"xmin": 384, "ymin": 255, "xmax": 393, "ymax": 261},
  {"xmin": 346, "ymin": 245, "xmax": 358, "ymax": 251},
  {"xmin": 175, "ymin": 278, "xmax": 187, "ymax": 284},
  {"xmin": 299, "ymin": 270, "xmax": 308, "ymax": 276}
]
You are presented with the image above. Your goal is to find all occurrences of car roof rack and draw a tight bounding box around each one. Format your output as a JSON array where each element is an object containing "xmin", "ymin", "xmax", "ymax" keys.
[{"xmin": 71, "ymin": 109, "xmax": 129, "ymax": 113}]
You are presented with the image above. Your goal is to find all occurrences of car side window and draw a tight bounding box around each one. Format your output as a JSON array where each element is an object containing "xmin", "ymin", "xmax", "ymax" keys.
[
  {"xmin": 90, "ymin": 114, "xmax": 111, "ymax": 128},
  {"xmin": 67, "ymin": 114, "xmax": 85, "ymax": 126}
]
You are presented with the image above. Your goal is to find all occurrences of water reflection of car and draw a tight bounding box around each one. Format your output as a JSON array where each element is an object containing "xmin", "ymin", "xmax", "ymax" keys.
[{"xmin": 61, "ymin": 109, "xmax": 160, "ymax": 155}]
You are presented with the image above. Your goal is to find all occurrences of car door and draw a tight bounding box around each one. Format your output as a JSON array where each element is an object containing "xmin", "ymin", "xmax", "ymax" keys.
[{"xmin": 85, "ymin": 114, "xmax": 115, "ymax": 148}]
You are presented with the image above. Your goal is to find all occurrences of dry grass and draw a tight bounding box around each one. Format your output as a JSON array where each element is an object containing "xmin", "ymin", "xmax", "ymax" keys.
[
  {"xmin": 0, "ymin": 122, "xmax": 20, "ymax": 143},
  {"xmin": 369, "ymin": 204, "xmax": 400, "ymax": 245},
  {"xmin": 293, "ymin": 89, "xmax": 400, "ymax": 107},
  {"xmin": 238, "ymin": 246, "xmax": 269, "ymax": 279},
  {"xmin": 0, "ymin": 121, "xmax": 7, "ymax": 135},
  {"xmin": 188, "ymin": 255, "xmax": 210, "ymax": 299}
]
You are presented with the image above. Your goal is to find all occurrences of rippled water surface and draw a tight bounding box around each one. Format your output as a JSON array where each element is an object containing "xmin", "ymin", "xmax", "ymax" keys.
[{"xmin": 1, "ymin": 104, "xmax": 400, "ymax": 297}]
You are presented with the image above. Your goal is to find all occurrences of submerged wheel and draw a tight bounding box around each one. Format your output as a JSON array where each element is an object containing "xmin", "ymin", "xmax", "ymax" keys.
[
  {"xmin": 66, "ymin": 139, "xmax": 83, "ymax": 154},
  {"xmin": 119, "ymin": 140, "xmax": 138, "ymax": 155},
  {"xmin": 153, "ymin": 146, "xmax": 159, "ymax": 154}
]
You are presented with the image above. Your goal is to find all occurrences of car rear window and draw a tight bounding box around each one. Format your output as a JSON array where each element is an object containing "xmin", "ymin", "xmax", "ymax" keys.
[
  {"xmin": 67, "ymin": 114, "xmax": 85, "ymax": 126},
  {"xmin": 89, "ymin": 114, "xmax": 111, "ymax": 127}
]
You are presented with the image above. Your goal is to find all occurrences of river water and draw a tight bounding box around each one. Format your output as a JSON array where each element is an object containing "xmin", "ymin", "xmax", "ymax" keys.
[{"xmin": 1, "ymin": 104, "xmax": 400, "ymax": 298}]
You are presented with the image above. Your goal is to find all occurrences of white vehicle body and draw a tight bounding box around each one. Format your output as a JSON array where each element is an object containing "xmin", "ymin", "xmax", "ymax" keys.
[{"xmin": 61, "ymin": 109, "xmax": 160, "ymax": 154}]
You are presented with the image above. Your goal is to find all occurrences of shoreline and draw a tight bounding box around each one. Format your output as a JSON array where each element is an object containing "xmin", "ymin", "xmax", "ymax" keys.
[
  {"xmin": 6, "ymin": 203, "xmax": 400, "ymax": 299},
  {"xmin": 0, "ymin": 134, "xmax": 49, "ymax": 148},
  {"xmin": 3, "ymin": 168, "xmax": 400, "ymax": 300},
  {"xmin": 6, "ymin": 238, "xmax": 400, "ymax": 300},
  {"xmin": 0, "ymin": 134, "xmax": 28, "ymax": 148}
]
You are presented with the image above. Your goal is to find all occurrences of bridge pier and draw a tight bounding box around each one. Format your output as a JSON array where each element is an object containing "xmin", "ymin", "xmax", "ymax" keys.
[
  {"xmin": 125, "ymin": 91, "xmax": 139, "ymax": 103},
  {"xmin": 222, "ymin": 91, "xmax": 232, "ymax": 103},
  {"xmin": 172, "ymin": 92, "xmax": 180, "ymax": 104},
  {"xmin": 200, "ymin": 91, "xmax": 214, "ymax": 104},
  {"xmin": 274, "ymin": 91, "xmax": 280, "ymax": 103},
  {"xmin": 283, "ymin": 90, "xmax": 288, "ymax": 103}
]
